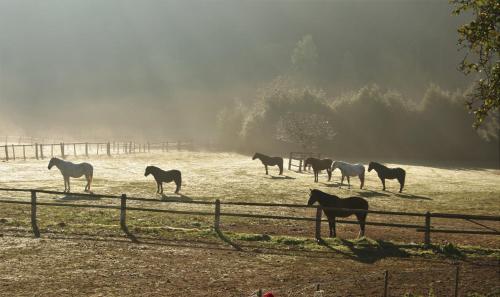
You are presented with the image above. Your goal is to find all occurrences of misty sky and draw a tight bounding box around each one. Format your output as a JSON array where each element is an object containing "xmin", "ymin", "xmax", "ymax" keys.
[{"xmin": 0, "ymin": 0, "xmax": 469, "ymax": 139}]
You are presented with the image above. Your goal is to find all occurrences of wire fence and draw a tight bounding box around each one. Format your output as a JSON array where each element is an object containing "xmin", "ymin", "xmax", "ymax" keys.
[{"xmin": 0, "ymin": 140, "xmax": 193, "ymax": 161}]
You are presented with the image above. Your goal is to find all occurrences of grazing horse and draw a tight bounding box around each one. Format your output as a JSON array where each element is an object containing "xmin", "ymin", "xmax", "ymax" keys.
[
  {"xmin": 304, "ymin": 157, "xmax": 333, "ymax": 182},
  {"xmin": 48, "ymin": 157, "xmax": 93, "ymax": 193},
  {"xmin": 332, "ymin": 161, "xmax": 365, "ymax": 189},
  {"xmin": 145, "ymin": 166, "xmax": 182, "ymax": 194},
  {"xmin": 307, "ymin": 189, "xmax": 368, "ymax": 238},
  {"xmin": 252, "ymin": 153, "xmax": 283, "ymax": 175},
  {"xmin": 368, "ymin": 162, "xmax": 406, "ymax": 193}
]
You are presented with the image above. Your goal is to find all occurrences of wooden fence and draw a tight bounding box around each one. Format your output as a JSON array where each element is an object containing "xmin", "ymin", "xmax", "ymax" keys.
[
  {"xmin": 0, "ymin": 188, "xmax": 498, "ymax": 247},
  {"xmin": 288, "ymin": 152, "xmax": 321, "ymax": 172},
  {"xmin": 0, "ymin": 141, "xmax": 192, "ymax": 161}
]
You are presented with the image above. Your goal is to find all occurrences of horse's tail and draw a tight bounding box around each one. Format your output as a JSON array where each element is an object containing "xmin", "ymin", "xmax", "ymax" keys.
[
  {"xmin": 359, "ymin": 171, "xmax": 365, "ymax": 189},
  {"xmin": 278, "ymin": 158, "xmax": 283, "ymax": 175},
  {"xmin": 174, "ymin": 171, "xmax": 182, "ymax": 193},
  {"xmin": 399, "ymin": 169, "xmax": 406, "ymax": 192}
]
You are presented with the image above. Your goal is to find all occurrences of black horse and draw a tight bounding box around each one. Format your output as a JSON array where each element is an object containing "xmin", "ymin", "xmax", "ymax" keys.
[
  {"xmin": 252, "ymin": 153, "xmax": 283, "ymax": 175},
  {"xmin": 304, "ymin": 157, "xmax": 333, "ymax": 182},
  {"xmin": 307, "ymin": 189, "xmax": 368, "ymax": 238},
  {"xmin": 145, "ymin": 166, "xmax": 182, "ymax": 194},
  {"xmin": 368, "ymin": 162, "xmax": 406, "ymax": 193}
]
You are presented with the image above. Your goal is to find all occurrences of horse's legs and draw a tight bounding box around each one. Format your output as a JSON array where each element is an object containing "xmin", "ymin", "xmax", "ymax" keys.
[
  {"xmin": 279, "ymin": 165, "xmax": 283, "ymax": 175},
  {"xmin": 381, "ymin": 178, "xmax": 386, "ymax": 191},
  {"xmin": 332, "ymin": 218, "xmax": 336, "ymax": 237},
  {"xmin": 66, "ymin": 177, "xmax": 71, "ymax": 193},
  {"xmin": 160, "ymin": 182, "xmax": 163, "ymax": 194},
  {"xmin": 327, "ymin": 169, "xmax": 332, "ymax": 182},
  {"xmin": 265, "ymin": 165, "xmax": 268, "ymax": 175},
  {"xmin": 175, "ymin": 181, "xmax": 180, "ymax": 194},
  {"xmin": 347, "ymin": 176, "xmax": 351, "ymax": 189},
  {"xmin": 359, "ymin": 174, "xmax": 364, "ymax": 189},
  {"xmin": 84, "ymin": 174, "xmax": 91, "ymax": 192},
  {"xmin": 355, "ymin": 213, "xmax": 366, "ymax": 238},
  {"xmin": 398, "ymin": 177, "xmax": 404, "ymax": 193},
  {"xmin": 63, "ymin": 176, "xmax": 67, "ymax": 192},
  {"xmin": 340, "ymin": 175, "xmax": 345, "ymax": 188}
]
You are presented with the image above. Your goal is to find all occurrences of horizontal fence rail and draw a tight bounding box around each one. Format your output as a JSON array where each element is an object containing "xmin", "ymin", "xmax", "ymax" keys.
[{"xmin": 0, "ymin": 188, "xmax": 498, "ymax": 246}]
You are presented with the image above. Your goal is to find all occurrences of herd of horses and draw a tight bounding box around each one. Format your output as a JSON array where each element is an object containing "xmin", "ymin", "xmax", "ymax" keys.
[
  {"xmin": 253, "ymin": 153, "xmax": 407, "ymax": 238},
  {"xmin": 45, "ymin": 152, "xmax": 406, "ymax": 238}
]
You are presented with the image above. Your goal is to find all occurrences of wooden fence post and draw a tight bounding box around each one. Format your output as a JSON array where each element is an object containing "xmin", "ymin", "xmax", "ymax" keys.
[
  {"xmin": 74, "ymin": 143, "xmax": 77, "ymax": 156},
  {"xmin": 96, "ymin": 143, "xmax": 99, "ymax": 155},
  {"xmin": 23, "ymin": 145, "xmax": 26, "ymax": 161},
  {"xmin": 383, "ymin": 270, "xmax": 389, "ymax": 297},
  {"xmin": 315, "ymin": 206, "xmax": 322, "ymax": 242},
  {"xmin": 85, "ymin": 142, "xmax": 89, "ymax": 157},
  {"xmin": 11, "ymin": 144, "xmax": 15, "ymax": 160},
  {"xmin": 288, "ymin": 153, "xmax": 292, "ymax": 170},
  {"xmin": 424, "ymin": 211, "xmax": 431, "ymax": 247},
  {"xmin": 120, "ymin": 194, "xmax": 127, "ymax": 232},
  {"xmin": 31, "ymin": 190, "xmax": 41, "ymax": 238},
  {"xmin": 35, "ymin": 143, "xmax": 38, "ymax": 160},
  {"xmin": 4, "ymin": 145, "xmax": 9, "ymax": 161},
  {"xmin": 299, "ymin": 159, "xmax": 302, "ymax": 172},
  {"xmin": 214, "ymin": 199, "xmax": 221, "ymax": 231},
  {"xmin": 107, "ymin": 142, "xmax": 111, "ymax": 156},
  {"xmin": 40, "ymin": 144, "xmax": 44, "ymax": 159},
  {"xmin": 454, "ymin": 265, "xmax": 460, "ymax": 297},
  {"xmin": 60, "ymin": 143, "xmax": 65, "ymax": 159}
]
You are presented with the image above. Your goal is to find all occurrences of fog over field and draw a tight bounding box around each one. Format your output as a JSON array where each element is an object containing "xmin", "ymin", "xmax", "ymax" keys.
[{"xmin": 0, "ymin": 0, "xmax": 498, "ymax": 165}]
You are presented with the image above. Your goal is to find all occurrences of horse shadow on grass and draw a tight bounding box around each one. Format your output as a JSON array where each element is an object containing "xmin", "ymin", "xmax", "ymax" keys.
[
  {"xmin": 321, "ymin": 182, "xmax": 342, "ymax": 188},
  {"xmin": 56, "ymin": 193, "xmax": 101, "ymax": 201},
  {"xmin": 354, "ymin": 190, "xmax": 390, "ymax": 198},
  {"xmin": 269, "ymin": 175, "xmax": 296, "ymax": 180},
  {"xmin": 318, "ymin": 238, "xmax": 411, "ymax": 264},
  {"xmin": 160, "ymin": 193, "xmax": 193, "ymax": 202}
]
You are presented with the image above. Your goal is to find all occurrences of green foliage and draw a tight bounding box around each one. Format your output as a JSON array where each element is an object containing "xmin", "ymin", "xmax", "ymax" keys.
[{"xmin": 451, "ymin": 0, "xmax": 500, "ymax": 127}]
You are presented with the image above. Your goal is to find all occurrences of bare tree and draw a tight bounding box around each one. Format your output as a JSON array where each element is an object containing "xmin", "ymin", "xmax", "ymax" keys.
[{"xmin": 276, "ymin": 112, "xmax": 336, "ymax": 150}]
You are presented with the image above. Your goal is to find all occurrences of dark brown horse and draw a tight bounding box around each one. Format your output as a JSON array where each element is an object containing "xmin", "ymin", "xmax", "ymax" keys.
[
  {"xmin": 252, "ymin": 153, "xmax": 283, "ymax": 175},
  {"xmin": 368, "ymin": 161, "xmax": 406, "ymax": 193},
  {"xmin": 304, "ymin": 157, "xmax": 333, "ymax": 182},
  {"xmin": 145, "ymin": 166, "xmax": 182, "ymax": 194},
  {"xmin": 307, "ymin": 189, "xmax": 368, "ymax": 238}
]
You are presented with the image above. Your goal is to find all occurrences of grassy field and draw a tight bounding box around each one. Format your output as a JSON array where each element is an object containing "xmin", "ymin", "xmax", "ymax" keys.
[{"xmin": 0, "ymin": 151, "xmax": 499, "ymax": 296}]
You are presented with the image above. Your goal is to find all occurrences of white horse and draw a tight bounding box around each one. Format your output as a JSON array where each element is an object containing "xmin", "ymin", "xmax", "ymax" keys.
[
  {"xmin": 48, "ymin": 157, "xmax": 93, "ymax": 192},
  {"xmin": 332, "ymin": 161, "xmax": 365, "ymax": 189}
]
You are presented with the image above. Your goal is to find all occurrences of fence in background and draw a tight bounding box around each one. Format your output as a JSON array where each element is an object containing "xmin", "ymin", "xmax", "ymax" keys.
[
  {"xmin": 0, "ymin": 188, "xmax": 498, "ymax": 247},
  {"xmin": 288, "ymin": 152, "xmax": 322, "ymax": 172},
  {"xmin": 0, "ymin": 141, "xmax": 193, "ymax": 161}
]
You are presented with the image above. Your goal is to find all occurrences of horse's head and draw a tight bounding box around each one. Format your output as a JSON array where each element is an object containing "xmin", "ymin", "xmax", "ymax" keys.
[
  {"xmin": 307, "ymin": 189, "xmax": 319, "ymax": 206},
  {"xmin": 331, "ymin": 161, "xmax": 338, "ymax": 171},
  {"xmin": 48, "ymin": 158, "xmax": 57, "ymax": 170},
  {"xmin": 252, "ymin": 153, "xmax": 258, "ymax": 160},
  {"xmin": 144, "ymin": 166, "xmax": 152, "ymax": 177},
  {"xmin": 304, "ymin": 158, "xmax": 311, "ymax": 166},
  {"xmin": 368, "ymin": 162, "xmax": 374, "ymax": 172}
]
